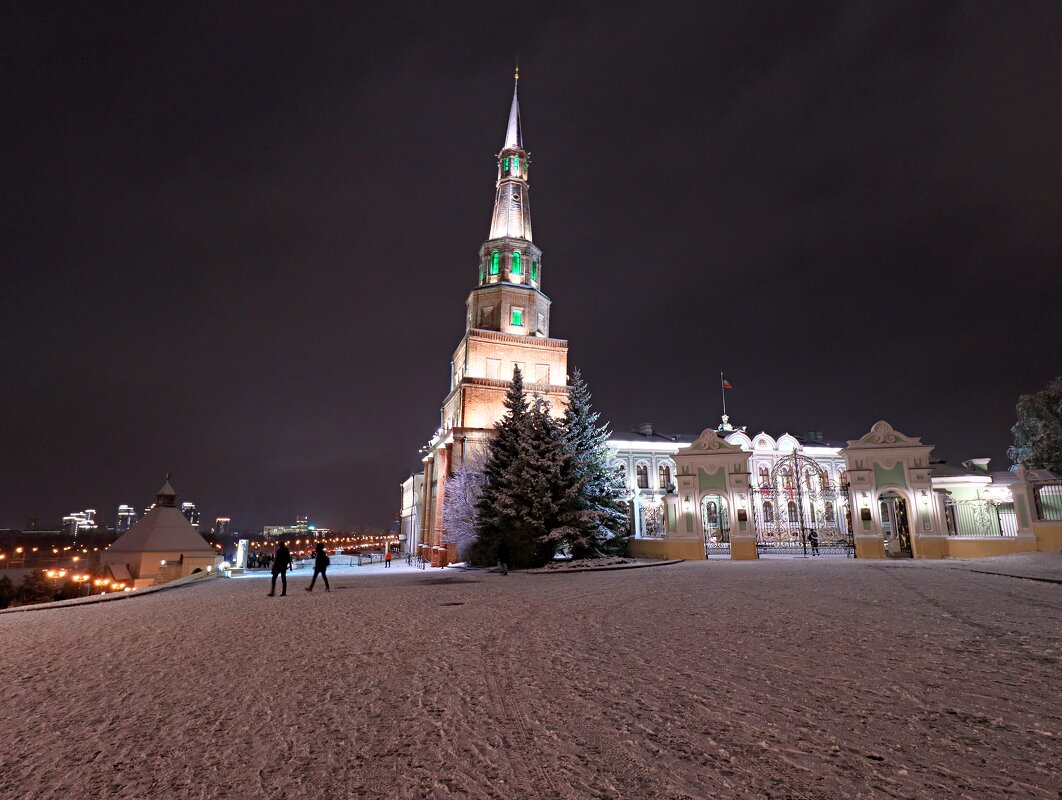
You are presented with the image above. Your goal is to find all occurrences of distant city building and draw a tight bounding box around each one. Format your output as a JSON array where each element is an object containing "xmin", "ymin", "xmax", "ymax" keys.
[
  {"xmin": 116, "ymin": 504, "xmax": 138, "ymax": 534},
  {"xmin": 62, "ymin": 509, "xmax": 97, "ymax": 540},
  {"xmin": 180, "ymin": 502, "xmax": 200, "ymax": 527},
  {"xmin": 214, "ymin": 516, "xmax": 231, "ymax": 539},
  {"xmin": 263, "ymin": 515, "xmax": 325, "ymax": 541}
]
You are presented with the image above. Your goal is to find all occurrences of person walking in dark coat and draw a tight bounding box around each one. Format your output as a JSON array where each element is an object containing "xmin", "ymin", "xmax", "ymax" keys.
[
  {"xmin": 305, "ymin": 543, "xmax": 331, "ymax": 592},
  {"xmin": 808, "ymin": 529, "xmax": 820, "ymax": 556},
  {"xmin": 496, "ymin": 539, "xmax": 509, "ymax": 576},
  {"xmin": 268, "ymin": 541, "xmax": 291, "ymax": 596}
]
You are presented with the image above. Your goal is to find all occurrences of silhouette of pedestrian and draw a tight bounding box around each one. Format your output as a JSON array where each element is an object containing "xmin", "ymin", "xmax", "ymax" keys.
[
  {"xmin": 808, "ymin": 529, "xmax": 820, "ymax": 556},
  {"xmin": 497, "ymin": 539, "xmax": 509, "ymax": 576},
  {"xmin": 305, "ymin": 543, "xmax": 331, "ymax": 592},
  {"xmin": 268, "ymin": 541, "xmax": 291, "ymax": 596},
  {"xmin": 385, "ymin": 549, "xmax": 392, "ymax": 569}
]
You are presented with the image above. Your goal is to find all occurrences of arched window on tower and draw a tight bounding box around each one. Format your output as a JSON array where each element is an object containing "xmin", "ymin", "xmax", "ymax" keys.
[
  {"xmin": 489, "ymin": 251, "xmax": 500, "ymax": 275},
  {"xmin": 531, "ymin": 260, "xmax": 538, "ymax": 281},
  {"xmin": 512, "ymin": 250, "xmax": 522, "ymax": 275},
  {"xmin": 503, "ymin": 156, "xmax": 510, "ymax": 174},
  {"xmin": 513, "ymin": 156, "xmax": 520, "ymax": 175}
]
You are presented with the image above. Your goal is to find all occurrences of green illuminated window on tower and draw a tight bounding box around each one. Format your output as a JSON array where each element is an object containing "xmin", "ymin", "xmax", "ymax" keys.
[
  {"xmin": 531, "ymin": 260, "xmax": 538, "ymax": 280},
  {"xmin": 489, "ymin": 251, "xmax": 500, "ymax": 275},
  {"xmin": 503, "ymin": 157, "xmax": 510, "ymax": 174},
  {"xmin": 514, "ymin": 156, "xmax": 520, "ymax": 174},
  {"xmin": 511, "ymin": 308, "xmax": 523, "ymax": 326},
  {"xmin": 512, "ymin": 250, "xmax": 522, "ymax": 274}
]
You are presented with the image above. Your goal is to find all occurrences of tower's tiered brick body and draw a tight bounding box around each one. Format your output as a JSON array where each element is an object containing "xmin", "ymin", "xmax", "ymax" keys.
[{"xmin": 419, "ymin": 73, "xmax": 569, "ymax": 566}]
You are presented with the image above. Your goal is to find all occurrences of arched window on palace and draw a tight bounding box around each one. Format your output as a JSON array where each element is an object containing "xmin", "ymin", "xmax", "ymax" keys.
[
  {"xmin": 658, "ymin": 464, "xmax": 672, "ymax": 490},
  {"xmin": 804, "ymin": 470, "xmax": 815, "ymax": 491},
  {"xmin": 636, "ymin": 464, "xmax": 649, "ymax": 489},
  {"xmin": 758, "ymin": 465, "xmax": 770, "ymax": 487},
  {"xmin": 824, "ymin": 501, "xmax": 835, "ymax": 522},
  {"xmin": 838, "ymin": 470, "xmax": 848, "ymax": 488},
  {"xmin": 512, "ymin": 250, "xmax": 522, "ymax": 275},
  {"xmin": 781, "ymin": 468, "xmax": 793, "ymax": 490},
  {"xmin": 819, "ymin": 470, "xmax": 830, "ymax": 490},
  {"xmin": 763, "ymin": 500, "xmax": 775, "ymax": 523},
  {"xmin": 489, "ymin": 251, "xmax": 500, "ymax": 275},
  {"xmin": 787, "ymin": 501, "xmax": 798, "ymax": 524}
]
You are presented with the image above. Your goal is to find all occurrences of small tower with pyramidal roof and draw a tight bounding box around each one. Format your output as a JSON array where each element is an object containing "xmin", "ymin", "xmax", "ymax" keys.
[
  {"xmin": 418, "ymin": 69, "xmax": 570, "ymax": 566},
  {"xmin": 102, "ymin": 476, "xmax": 221, "ymax": 587}
]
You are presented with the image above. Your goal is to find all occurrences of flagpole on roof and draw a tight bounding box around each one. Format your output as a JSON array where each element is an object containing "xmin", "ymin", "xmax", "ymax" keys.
[{"xmin": 720, "ymin": 371, "xmax": 727, "ymax": 419}]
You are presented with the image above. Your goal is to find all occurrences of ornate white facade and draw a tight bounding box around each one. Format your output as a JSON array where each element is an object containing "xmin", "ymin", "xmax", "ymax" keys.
[{"xmin": 610, "ymin": 423, "xmax": 848, "ymax": 541}]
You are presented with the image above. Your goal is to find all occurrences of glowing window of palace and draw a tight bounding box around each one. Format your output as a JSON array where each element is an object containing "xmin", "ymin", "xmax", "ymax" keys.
[{"xmin": 636, "ymin": 463, "xmax": 650, "ymax": 489}]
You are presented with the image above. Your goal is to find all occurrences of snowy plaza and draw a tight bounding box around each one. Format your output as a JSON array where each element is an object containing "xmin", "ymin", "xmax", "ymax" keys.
[{"xmin": 2, "ymin": 555, "xmax": 1060, "ymax": 799}]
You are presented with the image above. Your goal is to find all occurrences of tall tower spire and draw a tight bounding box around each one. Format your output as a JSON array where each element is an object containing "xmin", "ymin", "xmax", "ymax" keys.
[
  {"xmin": 488, "ymin": 69, "xmax": 533, "ymax": 242},
  {"xmin": 504, "ymin": 65, "xmax": 522, "ymax": 150}
]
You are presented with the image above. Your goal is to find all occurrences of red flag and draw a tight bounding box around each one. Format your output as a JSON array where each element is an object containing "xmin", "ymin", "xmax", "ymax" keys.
[{"xmin": 722, "ymin": 380, "xmax": 733, "ymax": 389}]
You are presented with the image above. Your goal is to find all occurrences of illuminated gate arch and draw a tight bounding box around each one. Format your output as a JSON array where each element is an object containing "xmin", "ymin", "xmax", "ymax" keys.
[{"xmin": 751, "ymin": 453, "xmax": 853, "ymax": 556}]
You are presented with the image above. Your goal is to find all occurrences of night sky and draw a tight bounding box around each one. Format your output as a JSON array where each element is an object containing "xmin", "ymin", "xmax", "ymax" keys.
[{"xmin": 3, "ymin": 2, "xmax": 1060, "ymax": 532}]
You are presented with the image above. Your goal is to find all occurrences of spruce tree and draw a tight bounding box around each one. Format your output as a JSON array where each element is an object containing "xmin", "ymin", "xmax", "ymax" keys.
[
  {"xmin": 556, "ymin": 369, "xmax": 630, "ymax": 557},
  {"xmin": 474, "ymin": 366, "xmax": 529, "ymax": 565},
  {"xmin": 514, "ymin": 395, "xmax": 566, "ymax": 564},
  {"xmin": 1009, "ymin": 376, "xmax": 1062, "ymax": 473}
]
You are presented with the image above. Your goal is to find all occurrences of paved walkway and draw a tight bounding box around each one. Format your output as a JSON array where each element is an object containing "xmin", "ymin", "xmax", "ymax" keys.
[{"xmin": 1, "ymin": 555, "xmax": 1059, "ymax": 799}]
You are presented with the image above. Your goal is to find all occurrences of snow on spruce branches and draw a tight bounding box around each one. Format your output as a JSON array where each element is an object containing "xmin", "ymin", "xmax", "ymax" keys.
[{"xmin": 471, "ymin": 367, "xmax": 629, "ymax": 568}]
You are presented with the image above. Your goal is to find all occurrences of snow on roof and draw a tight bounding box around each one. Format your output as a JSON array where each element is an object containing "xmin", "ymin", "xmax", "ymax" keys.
[{"xmin": 106, "ymin": 505, "xmax": 215, "ymax": 555}]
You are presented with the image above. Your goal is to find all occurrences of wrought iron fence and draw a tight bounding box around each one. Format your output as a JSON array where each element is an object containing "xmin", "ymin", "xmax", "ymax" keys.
[
  {"xmin": 944, "ymin": 495, "xmax": 1017, "ymax": 537},
  {"xmin": 749, "ymin": 453, "xmax": 854, "ymax": 556},
  {"xmin": 1033, "ymin": 480, "xmax": 1062, "ymax": 521}
]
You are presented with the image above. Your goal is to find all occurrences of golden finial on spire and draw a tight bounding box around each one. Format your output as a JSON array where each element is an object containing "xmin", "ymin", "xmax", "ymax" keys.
[{"xmin": 514, "ymin": 59, "xmax": 520, "ymax": 83}]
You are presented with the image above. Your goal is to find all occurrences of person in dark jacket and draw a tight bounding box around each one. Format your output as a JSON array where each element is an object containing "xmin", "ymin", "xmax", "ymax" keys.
[
  {"xmin": 496, "ymin": 538, "xmax": 509, "ymax": 576},
  {"xmin": 305, "ymin": 543, "xmax": 331, "ymax": 592},
  {"xmin": 268, "ymin": 541, "xmax": 291, "ymax": 596}
]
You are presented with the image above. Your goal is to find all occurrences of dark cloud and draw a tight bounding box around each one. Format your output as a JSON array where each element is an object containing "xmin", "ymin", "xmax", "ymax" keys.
[{"xmin": 2, "ymin": 1, "xmax": 1059, "ymax": 530}]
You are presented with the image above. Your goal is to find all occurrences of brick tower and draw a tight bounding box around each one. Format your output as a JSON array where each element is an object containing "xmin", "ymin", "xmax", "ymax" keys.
[{"xmin": 418, "ymin": 69, "xmax": 569, "ymax": 566}]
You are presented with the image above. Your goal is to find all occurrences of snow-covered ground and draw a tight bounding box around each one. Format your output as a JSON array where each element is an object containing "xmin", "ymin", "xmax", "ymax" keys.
[{"xmin": 1, "ymin": 554, "xmax": 1059, "ymax": 799}]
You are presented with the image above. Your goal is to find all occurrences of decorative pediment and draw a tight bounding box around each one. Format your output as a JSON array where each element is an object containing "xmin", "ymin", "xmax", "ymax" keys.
[
  {"xmin": 847, "ymin": 420, "xmax": 923, "ymax": 449},
  {"xmin": 682, "ymin": 428, "xmax": 745, "ymax": 454}
]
